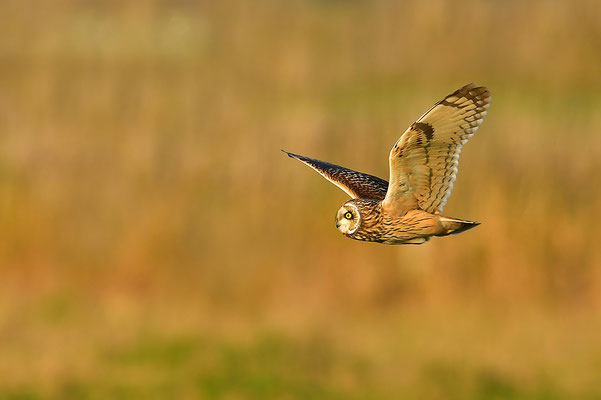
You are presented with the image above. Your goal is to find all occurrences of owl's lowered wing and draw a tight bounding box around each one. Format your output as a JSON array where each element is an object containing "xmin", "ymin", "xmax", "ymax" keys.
[
  {"xmin": 283, "ymin": 151, "xmax": 388, "ymax": 200},
  {"xmin": 382, "ymin": 83, "xmax": 491, "ymax": 214}
]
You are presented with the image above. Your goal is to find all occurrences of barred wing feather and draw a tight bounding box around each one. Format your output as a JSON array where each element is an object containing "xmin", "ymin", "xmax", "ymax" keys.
[
  {"xmin": 382, "ymin": 83, "xmax": 491, "ymax": 214},
  {"xmin": 283, "ymin": 151, "xmax": 388, "ymax": 200}
]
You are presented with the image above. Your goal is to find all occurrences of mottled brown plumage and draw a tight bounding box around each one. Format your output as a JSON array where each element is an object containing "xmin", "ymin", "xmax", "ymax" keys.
[{"xmin": 285, "ymin": 83, "xmax": 491, "ymax": 245}]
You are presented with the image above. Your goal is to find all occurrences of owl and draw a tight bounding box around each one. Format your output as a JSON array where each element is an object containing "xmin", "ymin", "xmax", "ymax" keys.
[{"xmin": 284, "ymin": 83, "xmax": 491, "ymax": 245}]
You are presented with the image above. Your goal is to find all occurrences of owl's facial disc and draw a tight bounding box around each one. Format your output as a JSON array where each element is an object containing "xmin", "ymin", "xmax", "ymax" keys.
[{"xmin": 335, "ymin": 203, "xmax": 360, "ymax": 235}]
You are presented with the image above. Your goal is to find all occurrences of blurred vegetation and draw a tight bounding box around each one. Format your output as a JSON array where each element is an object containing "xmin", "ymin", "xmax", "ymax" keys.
[{"xmin": 1, "ymin": 0, "xmax": 601, "ymax": 398}]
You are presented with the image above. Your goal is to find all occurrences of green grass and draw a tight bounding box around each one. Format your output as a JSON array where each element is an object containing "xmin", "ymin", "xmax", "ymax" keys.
[
  {"xmin": 2, "ymin": 331, "xmax": 594, "ymax": 400},
  {"xmin": 0, "ymin": 347, "xmax": 592, "ymax": 399},
  {"xmin": 2, "ymin": 307, "xmax": 601, "ymax": 400}
]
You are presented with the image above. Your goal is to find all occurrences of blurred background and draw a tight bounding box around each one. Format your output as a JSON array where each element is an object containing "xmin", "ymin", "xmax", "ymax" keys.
[{"xmin": 1, "ymin": 0, "xmax": 601, "ymax": 398}]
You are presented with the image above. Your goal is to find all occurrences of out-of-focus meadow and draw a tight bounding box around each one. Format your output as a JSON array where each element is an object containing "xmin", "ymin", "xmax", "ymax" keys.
[{"xmin": 1, "ymin": 0, "xmax": 601, "ymax": 398}]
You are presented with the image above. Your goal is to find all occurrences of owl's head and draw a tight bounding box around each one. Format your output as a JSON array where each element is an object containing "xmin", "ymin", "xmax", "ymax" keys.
[{"xmin": 335, "ymin": 201, "xmax": 361, "ymax": 235}]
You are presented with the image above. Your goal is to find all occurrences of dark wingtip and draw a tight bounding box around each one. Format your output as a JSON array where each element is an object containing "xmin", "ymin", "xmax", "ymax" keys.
[{"xmin": 281, "ymin": 149, "xmax": 301, "ymax": 160}]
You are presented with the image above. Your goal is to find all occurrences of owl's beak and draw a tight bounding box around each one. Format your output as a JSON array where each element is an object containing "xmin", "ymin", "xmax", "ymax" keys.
[{"xmin": 335, "ymin": 220, "xmax": 340, "ymax": 228}]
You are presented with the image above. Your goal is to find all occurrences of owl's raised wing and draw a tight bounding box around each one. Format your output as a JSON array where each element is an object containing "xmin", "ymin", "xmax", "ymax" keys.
[
  {"xmin": 382, "ymin": 83, "xmax": 491, "ymax": 215},
  {"xmin": 283, "ymin": 151, "xmax": 388, "ymax": 200}
]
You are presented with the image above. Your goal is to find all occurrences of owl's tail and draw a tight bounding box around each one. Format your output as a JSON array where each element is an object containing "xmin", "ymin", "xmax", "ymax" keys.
[{"xmin": 437, "ymin": 216, "xmax": 481, "ymax": 236}]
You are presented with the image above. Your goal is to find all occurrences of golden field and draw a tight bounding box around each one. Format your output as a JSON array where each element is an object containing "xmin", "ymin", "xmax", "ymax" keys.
[{"xmin": 1, "ymin": 0, "xmax": 601, "ymax": 398}]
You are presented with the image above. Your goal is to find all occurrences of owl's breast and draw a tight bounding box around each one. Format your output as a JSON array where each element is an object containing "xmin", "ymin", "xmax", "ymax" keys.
[{"xmin": 350, "ymin": 206, "xmax": 442, "ymax": 244}]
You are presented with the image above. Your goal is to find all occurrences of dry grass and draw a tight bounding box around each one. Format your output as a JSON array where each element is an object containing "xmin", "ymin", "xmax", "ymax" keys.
[{"xmin": 1, "ymin": 0, "xmax": 601, "ymax": 398}]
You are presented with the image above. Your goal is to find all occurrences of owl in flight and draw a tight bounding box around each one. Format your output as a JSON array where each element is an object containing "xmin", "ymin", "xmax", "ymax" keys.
[{"xmin": 284, "ymin": 83, "xmax": 491, "ymax": 244}]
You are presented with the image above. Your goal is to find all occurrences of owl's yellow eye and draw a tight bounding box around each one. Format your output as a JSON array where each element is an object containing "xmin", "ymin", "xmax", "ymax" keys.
[{"xmin": 344, "ymin": 212, "xmax": 353, "ymax": 220}]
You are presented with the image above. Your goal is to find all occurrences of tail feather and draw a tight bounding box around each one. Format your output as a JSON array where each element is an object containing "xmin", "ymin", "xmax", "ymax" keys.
[{"xmin": 438, "ymin": 216, "xmax": 480, "ymax": 236}]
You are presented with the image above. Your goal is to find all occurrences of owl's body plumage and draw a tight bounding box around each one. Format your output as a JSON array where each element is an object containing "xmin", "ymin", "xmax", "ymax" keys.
[{"xmin": 284, "ymin": 83, "xmax": 491, "ymax": 245}]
